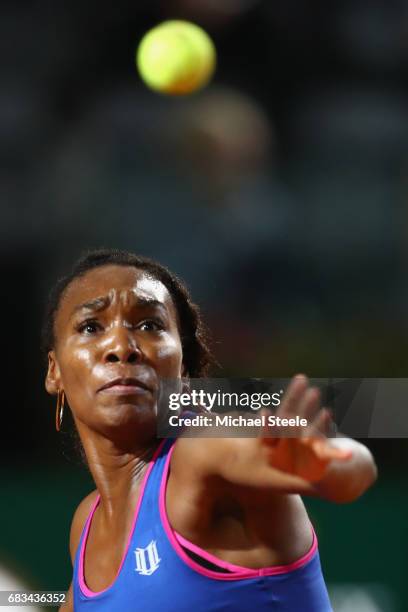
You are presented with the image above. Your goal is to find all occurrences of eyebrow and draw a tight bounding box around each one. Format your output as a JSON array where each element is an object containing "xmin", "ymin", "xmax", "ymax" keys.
[{"xmin": 71, "ymin": 295, "xmax": 167, "ymax": 318}]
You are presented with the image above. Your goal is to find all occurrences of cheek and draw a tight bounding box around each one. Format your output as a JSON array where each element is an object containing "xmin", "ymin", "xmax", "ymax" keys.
[
  {"xmin": 62, "ymin": 345, "xmax": 93, "ymax": 372},
  {"xmin": 153, "ymin": 338, "xmax": 183, "ymax": 376},
  {"xmin": 59, "ymin": 346, "xmax": 95, "ymax": 402}
]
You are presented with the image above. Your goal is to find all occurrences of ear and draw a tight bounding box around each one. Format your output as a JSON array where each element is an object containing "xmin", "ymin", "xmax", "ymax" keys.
[{"xmin": 45, "ymin": 350, "xmax": 62, "ymax": 396}]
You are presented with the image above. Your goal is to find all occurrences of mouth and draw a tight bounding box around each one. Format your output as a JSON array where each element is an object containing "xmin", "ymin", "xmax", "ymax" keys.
[{"xmin": 98, "ymin": 377, "xmax": 152, "ymax": 394}]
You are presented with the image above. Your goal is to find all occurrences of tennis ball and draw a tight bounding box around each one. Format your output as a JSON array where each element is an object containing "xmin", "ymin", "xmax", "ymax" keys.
[{"xmin": 136, "ymin": 20, "xmax": 216, "ymax": 95}]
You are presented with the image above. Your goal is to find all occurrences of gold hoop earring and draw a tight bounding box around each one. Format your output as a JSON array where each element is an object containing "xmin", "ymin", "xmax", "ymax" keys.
[{"xmin": 56, "ymin": 390, "xmax": 65, "ymax": 432}]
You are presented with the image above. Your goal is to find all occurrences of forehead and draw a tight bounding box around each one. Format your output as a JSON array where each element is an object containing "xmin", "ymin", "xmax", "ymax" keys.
[{"xmin": 57, "ymin": 265, "xmax": 176, "ymax": 325}]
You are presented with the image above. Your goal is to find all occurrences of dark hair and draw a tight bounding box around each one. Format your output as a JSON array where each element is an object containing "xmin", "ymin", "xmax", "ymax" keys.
[{"xmin": 41, "ymin": 248, "xmax": 215, "ymax": 377}]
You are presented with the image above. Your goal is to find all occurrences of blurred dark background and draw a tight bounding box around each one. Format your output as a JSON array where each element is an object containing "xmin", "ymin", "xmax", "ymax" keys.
[{"xmin": 1, "ymin": 0, "xmax": 407, "ymax": 610}]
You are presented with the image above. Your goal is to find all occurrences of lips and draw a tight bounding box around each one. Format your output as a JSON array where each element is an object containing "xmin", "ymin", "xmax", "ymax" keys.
[{"xmin": 98, "ymin": 377, "xmax": 151, "ymax": 393}]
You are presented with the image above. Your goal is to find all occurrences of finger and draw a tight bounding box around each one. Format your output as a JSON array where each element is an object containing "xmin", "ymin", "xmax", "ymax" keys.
[
  {"xmin": 311, "ymin": 408, "xmax": 334, "ymax": 437},
  {"xmin": 298, "ymin": 387, "xmax": 321, "ymax": 424},
  {"xmin": 309, "ymin": 438, "xmax": 353, "ymax": 462},
  {"xmin": 279, "ymin": 374, "xmax": 309, "ymax": 417}
]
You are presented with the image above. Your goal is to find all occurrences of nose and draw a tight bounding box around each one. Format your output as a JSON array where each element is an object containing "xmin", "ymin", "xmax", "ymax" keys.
[{"xmin": 102, "ymin": 326, "xmax": 143, "ymax": 364}]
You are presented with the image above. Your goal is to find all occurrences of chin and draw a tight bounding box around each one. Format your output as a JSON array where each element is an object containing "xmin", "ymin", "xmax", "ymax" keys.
[{"xmin": 100, "ymin": 403, "xmax": 157, "ymax": 430}]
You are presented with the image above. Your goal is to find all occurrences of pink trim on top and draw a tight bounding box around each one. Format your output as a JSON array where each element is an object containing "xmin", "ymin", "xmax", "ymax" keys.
[
  {"xmin": 78, "ymin": 438, "xmax": 168, "ymax": 598},
  {"xmin": 174, "ymin": 531, "xmax": 250, "ymax": 573},
  {"xmin": 160, "ymin": 441, "xmax": 318, "ymax": 581}
]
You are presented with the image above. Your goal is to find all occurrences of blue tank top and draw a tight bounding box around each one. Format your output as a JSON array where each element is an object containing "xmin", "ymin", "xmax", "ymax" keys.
[{"xmin": 73, "ymin": 438, "xmax": 333, "ymax": 611}]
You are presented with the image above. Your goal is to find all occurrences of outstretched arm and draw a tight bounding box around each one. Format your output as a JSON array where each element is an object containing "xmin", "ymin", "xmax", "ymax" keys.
[{"xmin": 174, "ymin": 376, "xmax": 377, "ymax": 504}]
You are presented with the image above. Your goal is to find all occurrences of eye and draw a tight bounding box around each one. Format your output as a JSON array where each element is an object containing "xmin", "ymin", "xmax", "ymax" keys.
[
  {"xmin": 138, "ymin": 319, "xmax": 164, "ymax": 332},
  {"xmin": 77, "ymin": 319, "xmax": 102, "ymax": 334}
]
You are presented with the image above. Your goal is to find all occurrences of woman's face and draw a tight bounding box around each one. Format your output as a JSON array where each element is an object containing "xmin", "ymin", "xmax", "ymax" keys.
[{"xmin": 45, "ymin": 265, "xmax": 184, "ymax": 435}]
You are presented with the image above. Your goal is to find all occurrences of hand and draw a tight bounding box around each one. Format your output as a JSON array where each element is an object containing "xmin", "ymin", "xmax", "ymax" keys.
[{"xmin": 260, "ymin": 375, "xmax": 352, "ymax": 483}]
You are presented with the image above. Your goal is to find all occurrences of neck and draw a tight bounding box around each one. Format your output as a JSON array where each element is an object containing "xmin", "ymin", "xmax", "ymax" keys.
[{"xmin": 75, "ymin": 420, "xmax": 160, "ymax": 519}]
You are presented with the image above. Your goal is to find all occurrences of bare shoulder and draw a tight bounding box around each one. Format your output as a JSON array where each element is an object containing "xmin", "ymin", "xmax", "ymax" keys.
[
  {"xmin": 170, "ymin": 434, "xmax": 235, "ymax": 481},
  {"xmin": 69, "ymin": 489, "xmax": 99, "ymax": 563},
  {"xmin": 169, "ymin": 435, "xmax": 263, "ymax": 505},
  {"xmin": 170, "ymin": 434, "xmax": 258, "ymax": 482}
]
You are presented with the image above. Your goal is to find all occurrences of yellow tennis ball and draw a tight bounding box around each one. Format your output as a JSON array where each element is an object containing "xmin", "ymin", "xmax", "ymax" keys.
[{"xmin": 136, "ymin": 20, "xmax": 216, "ymax": 95}]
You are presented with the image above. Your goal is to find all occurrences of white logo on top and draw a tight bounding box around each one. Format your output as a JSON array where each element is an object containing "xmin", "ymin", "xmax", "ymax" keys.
[{"xmin": 134, "ymin": 540, "xmax": 161, "ymax": 576}]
